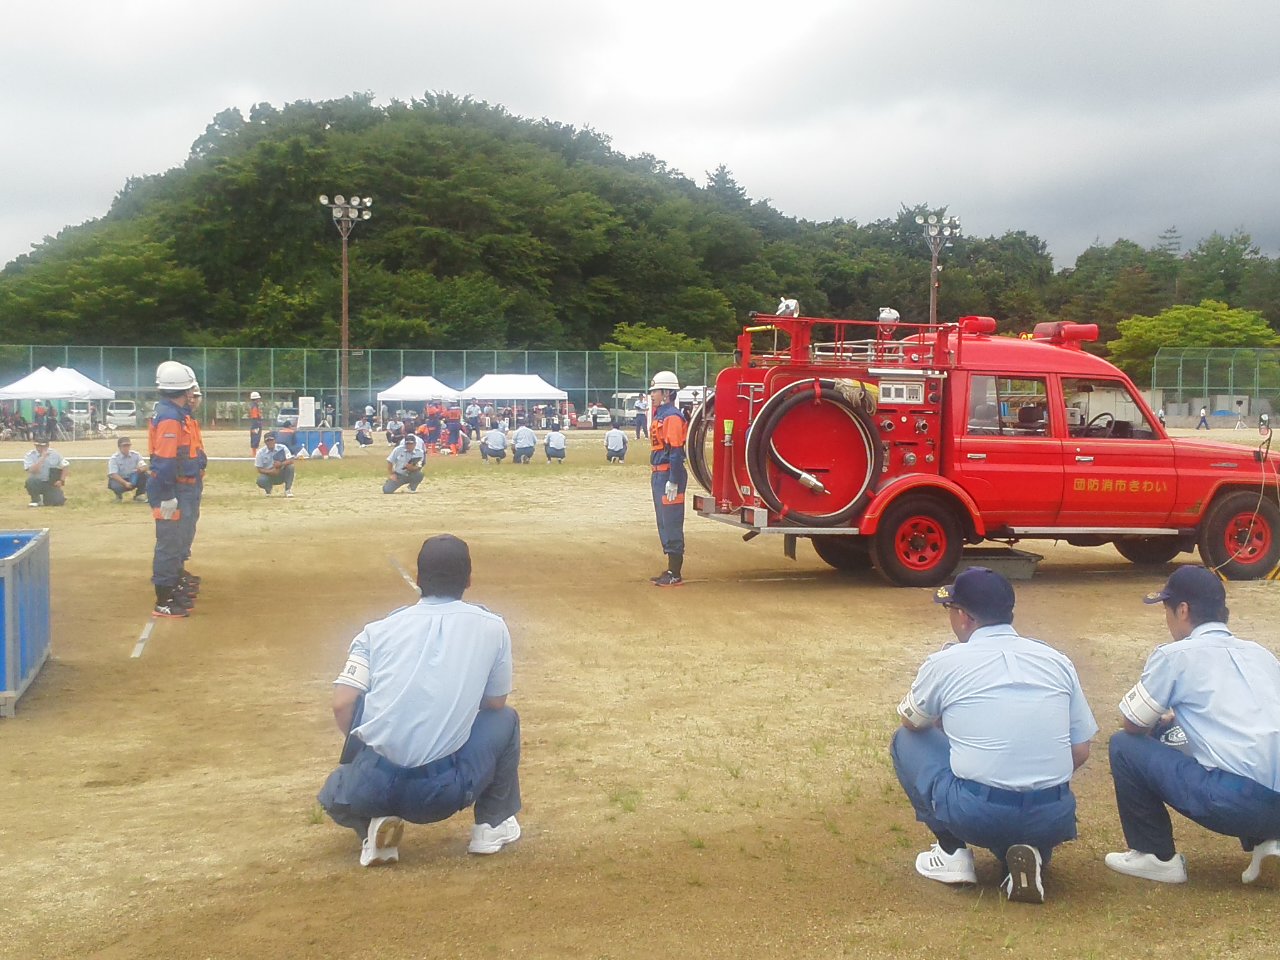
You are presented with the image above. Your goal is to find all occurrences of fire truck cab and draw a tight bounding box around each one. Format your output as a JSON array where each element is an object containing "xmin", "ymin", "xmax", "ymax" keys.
[{"xmin": 689, "ymin": 312, "xmax": 1280, "ymax": 586}]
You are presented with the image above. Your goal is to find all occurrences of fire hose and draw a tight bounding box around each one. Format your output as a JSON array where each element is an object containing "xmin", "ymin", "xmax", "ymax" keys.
[
  {"xmin": 743, "ymin": 378, "xmax": 884, "ymax": 527},
  {"xmin": 686, "ymin": 391, "xmax": 715, "ymax": 494}
]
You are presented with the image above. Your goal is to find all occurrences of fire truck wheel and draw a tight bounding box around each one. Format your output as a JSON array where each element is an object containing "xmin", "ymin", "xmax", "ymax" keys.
[
  {"xmin": 811, "ymin": 535, "xmax": 872, "ymax": 573},
  {"xmin": 1197, "ymin": 491, "xmax": 1280, "ymax": 579},
  {"xmin": 871, "ymin": 495, "xmax": 963, "ymax": 587},
  {"xmin": 1113, "ymin": 537, "xmax": 1186, "ymax": 565}
]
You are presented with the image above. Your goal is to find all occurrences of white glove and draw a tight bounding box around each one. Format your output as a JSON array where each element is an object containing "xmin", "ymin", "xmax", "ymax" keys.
[
  {"xmin": 159, "ymin": 498, "xmax": 178, "ymax": 520},
  {"xmin": 664, "ymin": 481, "xmax": 678, "ymax": 501}
]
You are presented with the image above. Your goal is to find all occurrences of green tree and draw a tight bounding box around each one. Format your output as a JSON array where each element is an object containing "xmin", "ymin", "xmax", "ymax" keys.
[{"xmin": 1107, "ymin": 300, "xmax": 1279, "ymax": 384}]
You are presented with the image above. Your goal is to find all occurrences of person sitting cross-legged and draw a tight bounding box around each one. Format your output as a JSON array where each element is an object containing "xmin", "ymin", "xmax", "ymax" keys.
[
  {"xmin": 254, "ymin": 432, "xmax": 296, "ymax": 497},
  {"xmin": 317, "ymin": 534, "xmax": 522, "ymax": 867}
]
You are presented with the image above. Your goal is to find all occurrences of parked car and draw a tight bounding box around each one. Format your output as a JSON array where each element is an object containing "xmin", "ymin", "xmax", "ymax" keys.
[
  {"xmin": 106, "ymin": 400, "xmax": 137, "ymax": 427},
  {"xmin": 276, "ymin": 406, "xmax": 300, "ymax": 428},
  {"xmin": 66, "ymin": 400, "xmax": 94, "ymax": 425}
]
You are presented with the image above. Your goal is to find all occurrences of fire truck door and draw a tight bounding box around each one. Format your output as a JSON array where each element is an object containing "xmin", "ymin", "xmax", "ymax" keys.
[
  {"xmin": 951, "ymin": 375, "xmax": 1063, "ymax": 526},
  {"xmin": 1057, "ymin": 378, "xmax": 1177, "ymax": 525}
]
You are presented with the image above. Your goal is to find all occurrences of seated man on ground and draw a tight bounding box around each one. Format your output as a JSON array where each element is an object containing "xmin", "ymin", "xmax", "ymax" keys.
[
  {"xmin": 384, "ymin": 434, "xmax": 425, "ymax": 493},
  {"xmin": 23, "ymin": 439, "xmax": 70, "ymax": 507},
  {"xmin": 255, "ymin": 432, "xmax": 297, "ymax": 497},
  {"xmin": 107, "ymin": 436, "xmax": 148, "ymax": 501},
  {"xmin": 604, "ymin": 422, "xmax": 628, "ymax": 463},
  {"xmin": 892, "ymin": 567, "xmax": 1096, "ymax": 904},
  {"xmin": 1105, "ymin": 566, "xmax": 1280, "ymax": 886},
  {"xmin": 545, "ymin": 423, "xmax": 567, "ymax": 463},
  {"xmin": 318, "ymin": 534, "xmax": 522, "ymax": 866}
]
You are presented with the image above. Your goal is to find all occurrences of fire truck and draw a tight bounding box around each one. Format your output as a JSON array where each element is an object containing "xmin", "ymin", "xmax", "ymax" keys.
[{"xmin": 688, "ymin": 311, "xmax": 1280, "ymax": 586}]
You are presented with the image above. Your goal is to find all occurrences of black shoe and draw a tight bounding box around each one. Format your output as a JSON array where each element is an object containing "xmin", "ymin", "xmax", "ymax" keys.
[
  {"xmin": 179, "ymin": 576, "xmax": 200, "ymax": 595},
  {"xmin": 653, "ymin": 571, "xmax": 684, "ymax": 587},
  {"xmin": 153, "ymin": 602, "xmax": 189, "ymax": 619},
  {"xmin": 1002, "ymin": 844, "xmax": 1045, "ymax": 904},
  {"xmin": 180, "ymin": 571, "xmax": 202, "ymax": 586}
]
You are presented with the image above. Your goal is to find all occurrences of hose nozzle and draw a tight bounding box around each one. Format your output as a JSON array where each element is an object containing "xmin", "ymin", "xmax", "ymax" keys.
[{"xmin": 797, "ymin": 471, "xmax": 828, "ymax": 494}]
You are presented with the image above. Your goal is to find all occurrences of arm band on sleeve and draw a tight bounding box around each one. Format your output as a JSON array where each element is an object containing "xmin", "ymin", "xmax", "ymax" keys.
[
  {"xmin": 897, "ymin": 692, "xmax": 936, "ymax": 729},
  {"xmin": 1119, "ymin": 680, "xmax": 1165, "ymax": 728},
  {"xmin": 335, "ymin": 652, "xmax": 371, "ymax": 692}
]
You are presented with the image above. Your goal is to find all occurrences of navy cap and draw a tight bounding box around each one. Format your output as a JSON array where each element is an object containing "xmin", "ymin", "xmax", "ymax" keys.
[
  {"xmin": 1143, "ymin": 565, "xmax": 1226, "ymax": 608},
  {"xmin": 264, "ymin": 431, "xmax": 278, "ymax": 441},
  {"xmin": 934, "ymin": 567, "xmax": 1016, "ymax": 621}
]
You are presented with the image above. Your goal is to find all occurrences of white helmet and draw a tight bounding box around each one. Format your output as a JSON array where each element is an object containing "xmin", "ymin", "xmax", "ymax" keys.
[
  {"xmin": 650, "ymin": 370, "xmax": 680, "ymax": 392},
  {"xmin": 877, "ymin": 307, "xmax": 901, "ymax": 323},
  {"xmin": 249, "ymin": 391, "xmax": 261, "ymax": 400},
  {"xmin": 156, "ymin": 360, "xmax": 196, "ymax": 390}
]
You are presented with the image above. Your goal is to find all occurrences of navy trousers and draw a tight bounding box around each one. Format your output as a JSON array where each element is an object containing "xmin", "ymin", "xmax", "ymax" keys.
[
  {"xmin": 891, "ymin": 726, "xmax": 1078, "ymax": 863},
  {"xmin": 319, "ymin": 706, "xmax": 522, "ymax": 837},
  {"xmin": 650, "ymin": 471, "xmax": 685, "ymax": 556},
  {"xmin": 177, "ymin": 480, "xmax": 202, "ymax": 564},
  {"xmin": 1109, "ymin": 731, "xmax": 1280, "ymax": 860}
]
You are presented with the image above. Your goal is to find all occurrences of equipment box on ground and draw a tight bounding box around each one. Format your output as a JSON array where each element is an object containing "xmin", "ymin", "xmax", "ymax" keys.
[{"xmin": 0, "ymin": 529, "xmax": 52, "ymax": 717}]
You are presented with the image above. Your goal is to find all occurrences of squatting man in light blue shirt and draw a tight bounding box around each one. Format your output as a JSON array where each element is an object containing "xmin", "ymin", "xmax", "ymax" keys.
[
  {"xmin": 317, "ymin": 534, "xmax": 522, "ymax": 867},
  {"xmin": 891, "ymin": 567, "xmax": 1097, "ymax": 904},
  {"xmin": 1105, "ymin": 565, "xmax": 1280, "ymax": 885}
]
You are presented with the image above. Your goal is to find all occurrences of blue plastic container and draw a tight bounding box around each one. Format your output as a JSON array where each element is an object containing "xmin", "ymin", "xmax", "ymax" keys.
[{"xmin": 0, "ymin": 529, "xmax": 52, "ymax": 717}]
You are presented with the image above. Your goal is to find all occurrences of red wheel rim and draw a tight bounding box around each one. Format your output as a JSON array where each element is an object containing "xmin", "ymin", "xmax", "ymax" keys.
[
  {"xmin": 894, "ymin": 515, "xmax": 948, "ymax": 571},
  {"xmin": 1223, "ymin": 511, "xmax": 1274, "ymax": 564}
]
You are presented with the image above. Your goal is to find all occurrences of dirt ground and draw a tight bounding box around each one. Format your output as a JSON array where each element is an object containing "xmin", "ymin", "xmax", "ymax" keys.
[{"xmin": 2, "ymin": 427, "xmax": 1279, "ymax": 959}]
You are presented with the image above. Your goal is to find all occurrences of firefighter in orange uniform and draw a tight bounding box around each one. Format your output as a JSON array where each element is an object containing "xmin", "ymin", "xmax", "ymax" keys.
[
  {"xmin": 648, "ymin": 370, "xmax": 688, "ymax": 587},
  {"xmin": 149, "ymin": 361, "xmax": 199, "ymax": 618}
]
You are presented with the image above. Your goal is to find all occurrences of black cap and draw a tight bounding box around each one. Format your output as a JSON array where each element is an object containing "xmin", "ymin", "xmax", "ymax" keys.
[
  {"xmin": 264, "ymin": 431, "xmax": 277, "ymax": 441},
  {"xmin": 1143, "ymin": 565, "xmax": 1226, "ymax": 608},
  {"xmin": 416, "ymin": 534, "xmax": 472, "ymax": 596},
  {"xmin": 933, "ymin": 567, "xmax": 1016, "ymax": 621}
]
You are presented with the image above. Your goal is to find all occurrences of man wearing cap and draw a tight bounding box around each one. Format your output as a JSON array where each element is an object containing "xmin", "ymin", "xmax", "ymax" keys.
[
  {"xmin": 22, "ymin": 439, "xmax": 70, "ymax": 506},
  {"xmin": 1105, "ymin": 565, "xmax": 1280, "ymax": 885},
  {"xmin": 107, "ymin": 436, "xmax": 147, "ymax": 502},
  {"xmin": 254, "ymin": 433, "xmax": 297, "ymax": 497},
  {"xmin": 384, "ymin": 434, "xmax": 425, "ymax": 493},
  {"xmin": 317, "ymin": 534, "xmax": 522, "ymax": 867},
  {"xmin": 891, "ymin": 567, "xmax": 1097, "ymax": 904}
]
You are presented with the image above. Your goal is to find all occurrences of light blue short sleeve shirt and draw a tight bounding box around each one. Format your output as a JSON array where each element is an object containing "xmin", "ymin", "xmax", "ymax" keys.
[
  {"xmin": 1122, "ymin": 623, "xmax": 1280, "ymax": 791},
  {"xmin": 904, "ymin": 625, "xmax": 1098, "ymax": 790},
  {"xmin": 335, "ymin": 597, "xmax": 513, "ymax": 768}
]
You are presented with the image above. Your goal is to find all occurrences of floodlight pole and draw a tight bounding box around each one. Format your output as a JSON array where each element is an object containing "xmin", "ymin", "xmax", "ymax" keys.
[
  {"xmin": 915, "ymin": 213, "xmax": 961, "ymax": 329},
  {"xmin": 318, "ymin": 193, "xmax": 373, "ymax": 425}
]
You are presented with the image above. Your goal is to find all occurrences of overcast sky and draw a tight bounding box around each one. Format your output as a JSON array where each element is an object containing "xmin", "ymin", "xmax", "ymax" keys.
[{"xmin": 4, "ymin": 1, "xmax": 1278, "ymax": 271}]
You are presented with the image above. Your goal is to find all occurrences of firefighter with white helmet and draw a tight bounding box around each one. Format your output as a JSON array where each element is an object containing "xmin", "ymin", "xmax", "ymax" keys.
[
  {"xmin": 148, "ymin": 361, "xmax": 200, "ymax": 617},
  {"xmin": 248, "ymin": 390, "xmax": 264, "ymax": 452},
  {"xmin": 648, "ymin": 370, "xmax": 688, "ymax": 586},
  {"xmin": 181, "ymin": 374, "xmax": 209, "ymax": 590}
]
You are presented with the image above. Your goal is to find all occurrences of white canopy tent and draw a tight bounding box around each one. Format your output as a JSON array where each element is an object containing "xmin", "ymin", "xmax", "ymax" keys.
[
  {"xmin": 0, "ymin": 366, "xmax": 115, "ymax": 401},
  {"xmin": 459, "ymin": 374, "xmax": 567, "ymax": 402},
  {"xmin": 376, "ymin": 376, "xmax": 461, "ymax": 405}
]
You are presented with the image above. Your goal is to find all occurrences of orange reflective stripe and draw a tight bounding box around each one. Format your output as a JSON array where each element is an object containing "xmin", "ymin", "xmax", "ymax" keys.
[
  {"xmin": 651, "ymin": 463, "xmax": 670, "ymax": 472},
  {"xmin": 151, "ymin": 426, "xmax": 181, "ymax": 459},
  {"xmin": 664, "ymin": 415, "xmax": 686, "ymax": 449}
]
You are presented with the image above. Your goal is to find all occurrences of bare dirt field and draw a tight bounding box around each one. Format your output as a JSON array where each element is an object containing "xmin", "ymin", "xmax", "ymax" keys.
[{"xmin": 2, "ymin": 426, "xmax": 1279, "ymax": 959}]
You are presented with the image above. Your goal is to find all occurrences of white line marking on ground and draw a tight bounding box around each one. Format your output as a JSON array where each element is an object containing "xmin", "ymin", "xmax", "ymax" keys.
[
  {"xmin": 131, "ymin": 620, "xmax": 155, "ymax": 659},
  {"xmin": 737, "ymin": 576, "xmax": 819, "ymax": 582},
  {"xmin": 389, "ymin": 556, "xmax": 420, "ymax": 594}
]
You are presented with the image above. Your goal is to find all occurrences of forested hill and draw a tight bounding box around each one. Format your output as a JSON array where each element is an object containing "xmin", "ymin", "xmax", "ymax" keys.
[{"xmin": 1, "ymin": 92, "xmax": 1277, "ymax": 354}]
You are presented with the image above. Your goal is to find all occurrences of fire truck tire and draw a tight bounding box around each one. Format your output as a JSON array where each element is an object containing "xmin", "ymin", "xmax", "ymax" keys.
[
  {"xmin": 686, "ymin": 391, "xmax": 715, "ymax": 494},
  {"xmin": 1113, "ymin": 537, "xmax": 1186, "ymax": 566},
  {"xmin": 811, "ymin": 535, "xmax": 872, "ymax": 572},
  {"xmin": 744, "ymin": 379, "xmax": 883, "ymax": 527},
  {"xmin": 871, "ymin": 495, "xmax": 963, "ymax": 587},
  {"xmin": 1197, "ymin": 491, "xmax": 1280, "ymax": 579}
]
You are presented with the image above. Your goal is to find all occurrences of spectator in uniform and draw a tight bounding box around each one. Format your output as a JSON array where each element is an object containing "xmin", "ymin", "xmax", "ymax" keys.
[
  {"xmin": 248, "ymin": 391, "xmax": 264, "ymax": 453},
  {"xmin": 255, "ymin": 432, "xmax": 297, "ymax": 497},
  {"xmin": 1105, "ymin": 566, "xmax": 1280, "ymax": 886},
  {"xmin": 545, "ymin": 423, "xmax": 567, "ymax": 463},
  {"xmin": 107, "ymin": 436, "xmax": 147, "ymax": 501},
  {"xmin": 317, "ymin": 534, "xmax": 522, "ymax": 867},
  {"xmin": 481, "ymin": 425, "xmax": 508, "ymax": 463},
  {"xmin": 633, "ymin": 394, "xmax": 650, "ymax": 439},
  {"xmin": 511, "ymin": 422, "xmax": 537, "ymax": 464},
  {"xmin": 384, "ymin": 435, "xmax": 425, "ymax": 493},
  {"xmin": 354, "ymin": 417, "xmax": 375, "ymax": 448},
  {"xmin": 385, "ymin": 416, "xmax": 406, "ymax": 446},
  {"xmin": 648, "ymin": 371, "xmax": 688, "ymax": 587},
  {"xmin": 465, "ymin": 400, "xmax": 482, "ymax": 439},
  {"xmin": 22, "ymin": 439, "xmax": 70, "ymax": 506},
  {"xmin": 604, "ymin": 422, "xmax": 628, "ymax": 463},
  {"xmin": 891, "ymin": 567, "xmax": 1096, "ymax": 904}
]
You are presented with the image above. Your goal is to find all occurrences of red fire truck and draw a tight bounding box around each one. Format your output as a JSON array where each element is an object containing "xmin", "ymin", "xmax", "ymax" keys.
[{"xmin": 688, "ymin": 311, "xmax": 1280, "ymax": 586}]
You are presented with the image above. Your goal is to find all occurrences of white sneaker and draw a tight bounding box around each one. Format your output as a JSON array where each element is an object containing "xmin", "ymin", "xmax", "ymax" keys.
[
  {"xmin": 284, "ymin": 490, "xmax": 294, "ymax": 498},
  {"xmin": 468, "ymin": 816, "xmax": 521, "ymax": 854},
  {"xmin": 28, "ymin": 501, "xmax": 39, "ymax": 507},
  {"xmin": 1243, "ymin": 839, "xmax": 1280, "ymax": 884},
  {"xmin": 914, "ymin": 843, "xmax": 977, "ymax": 885},
  {"xmin": 1002, "ymin": 844, "xmax": 1045, "ymax": 903},
  {"xmin": 1104, "ymin": 849, "xmax": 1187, "ymax": 883},
  {"xmin": 359, "ymin": 816, "xmax": 404, "ymax": 867}
]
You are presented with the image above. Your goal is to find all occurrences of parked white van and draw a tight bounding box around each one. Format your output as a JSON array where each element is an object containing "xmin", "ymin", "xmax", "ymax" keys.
[{"xmin": 106, "ymin": 400, "xmax": 137, "ymax": 427}]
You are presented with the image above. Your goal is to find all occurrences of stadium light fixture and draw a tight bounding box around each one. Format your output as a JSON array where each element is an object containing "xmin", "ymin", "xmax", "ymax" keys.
[
  {"xmin": 319, "ymin": 192, "xmax": 374, "ymax": 425},
  {"xmin": 915, "ymin": 212, "xmax": 961, "ymax": 328}
]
